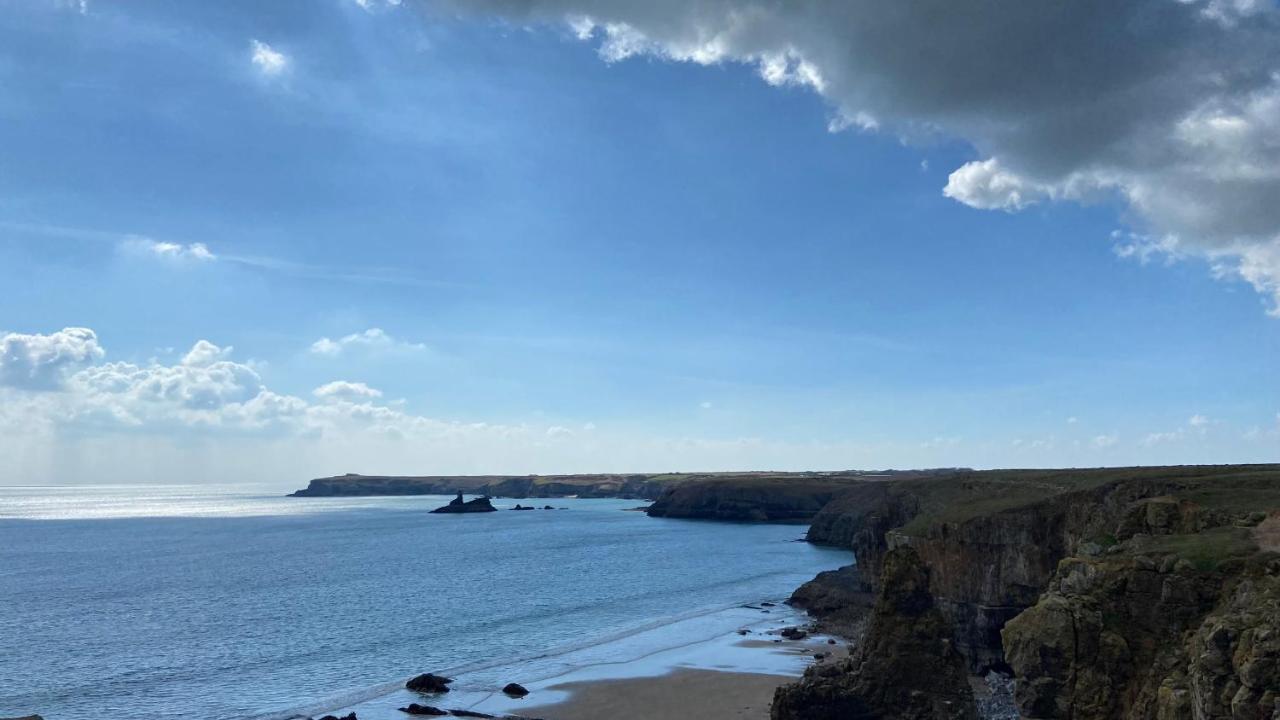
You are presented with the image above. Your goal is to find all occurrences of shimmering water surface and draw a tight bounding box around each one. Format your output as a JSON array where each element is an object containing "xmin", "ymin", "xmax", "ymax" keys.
[{"xmin": 0, "ymin": 486, "xmax": 849, "ymax": 720}]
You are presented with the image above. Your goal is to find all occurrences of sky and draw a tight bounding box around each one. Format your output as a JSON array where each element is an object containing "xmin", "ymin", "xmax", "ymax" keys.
[{"xmin": 1, "ymin": 0, "xmax": 1278, "ymax": 487}]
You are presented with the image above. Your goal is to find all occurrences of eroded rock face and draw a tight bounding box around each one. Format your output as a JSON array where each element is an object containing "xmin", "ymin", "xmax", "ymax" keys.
[
  {"xmin": 787, "ymin": 564, "xmax": 875, "ymax": 638},
  {"xmin": 771, "ymin": 547, "xmax": 978, "ymax": 720},
  {"xmin": 1003, "ymin": 553, "xmax": 1280, "ymax": 720},
  {"xmin": 1186, "ymin": 568, "xmax": 1280, "ymax": 720}
]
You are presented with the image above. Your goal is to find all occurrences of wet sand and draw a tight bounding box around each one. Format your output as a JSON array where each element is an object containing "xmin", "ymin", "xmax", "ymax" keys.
[{"xmin": 519, "ymin": 667, "xmax": 789, "ymax": 720}]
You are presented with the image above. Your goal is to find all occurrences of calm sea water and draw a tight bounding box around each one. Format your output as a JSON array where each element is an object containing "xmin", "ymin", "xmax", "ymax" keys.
[{"xmin": 0, "ymin": 486, "xmax": 849, "ymax": 720}]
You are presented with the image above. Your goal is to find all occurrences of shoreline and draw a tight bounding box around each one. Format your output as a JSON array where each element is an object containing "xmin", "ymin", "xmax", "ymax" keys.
[{"xmin": 313, "ymin": 602, "xmax": 848, "ymax": 720}]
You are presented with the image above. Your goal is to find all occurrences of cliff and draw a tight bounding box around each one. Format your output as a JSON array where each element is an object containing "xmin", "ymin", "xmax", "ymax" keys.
[
  {"xmin": 773, "ymin": 546, "xmax": 978, "ymax": 720},
  {"xmin": 778, "ymin": 464, "xmax": 1280, "ymax": 720},
  {"xmin": 644, "ymin": 469, "xmax": 958, "ymax": 522},
  {"xmin": 290, "ymin": 472, "xmax": 686, "ymax": 499}
]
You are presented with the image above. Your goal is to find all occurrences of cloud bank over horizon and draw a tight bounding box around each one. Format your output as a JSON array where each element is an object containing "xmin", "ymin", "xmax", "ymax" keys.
[
  {"xmin": 444, "ymin": 0, "xmax": 1280, "ymax": 314},
  {"xmin": 1, "ymin": 327, "xmax": 1273, "ymax": 485}
]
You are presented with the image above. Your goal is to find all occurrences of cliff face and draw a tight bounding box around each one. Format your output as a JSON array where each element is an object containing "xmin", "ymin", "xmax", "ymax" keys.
[
  {"xmin": 1003, "ymin": 540, "xmax": 1279, "ymax": 720},
  {"xmin": 772, "ymin": 546, "xmax": 978, "ymax": 720},
  {"xmin": 645, "ymin": 476, "xmax": 864, "ymax": 522},
  {"xmin": 290, "ymin": 473, "xmax": 679, "ymax": 499},
  {"xmin": 782, "ymin": 465, "xmax": 1280, "ymax": 720}
]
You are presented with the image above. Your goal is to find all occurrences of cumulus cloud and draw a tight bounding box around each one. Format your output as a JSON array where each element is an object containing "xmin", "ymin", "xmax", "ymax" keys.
[
  {"xmin": 250, "ymin": 39, "xmax": 288, "ymax": 76},
  {"xmin": 447, "ymin": 0, "xmax": 1280, "ymax": 314},
  {"xmin": 309, "ymin": 328, "xmax": 425, "ymax": 356},
  {"xmin": 0, "ymin": 327, "xmax": 105, "ymax": 390},
  {"xmin": 313, "ymin": 380, "xmax": 384, "ymax": 402}
]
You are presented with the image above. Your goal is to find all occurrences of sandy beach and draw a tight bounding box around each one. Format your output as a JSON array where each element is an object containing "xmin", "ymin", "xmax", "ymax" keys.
[{"xmin": 519, "ymin": 668, "xmax": 790, "ymax": 720}]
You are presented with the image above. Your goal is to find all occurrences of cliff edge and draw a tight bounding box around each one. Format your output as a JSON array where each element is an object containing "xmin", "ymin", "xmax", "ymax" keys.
[{"xmin": 778, "ymin": 464, "xmax": 1280, "ymax": 720}]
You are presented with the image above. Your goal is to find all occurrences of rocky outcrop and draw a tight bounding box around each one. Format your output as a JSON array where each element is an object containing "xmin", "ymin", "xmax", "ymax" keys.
[
  {"xmin": 430, "ymin": 493, "xmax": 497, "ymax": 514},
  {"xmin": 772, "ymin": 547, "xmax": 978, "ymax": 720},
  {"xmin": 782, "ymin": 464, "xmax": 1280, "ymax": 720},
  {"xmin": 787, "ymin": 564, "xmax": 875, "ymax": 637},
  {"xmin": 406, "ymin": 673, "xmax": 454, "ymax": 693}
]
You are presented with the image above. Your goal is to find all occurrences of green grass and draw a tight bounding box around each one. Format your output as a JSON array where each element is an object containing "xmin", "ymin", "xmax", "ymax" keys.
[{"xmin": 1135, "ymin": 527, "xmax": 1259, "ymax": 571}]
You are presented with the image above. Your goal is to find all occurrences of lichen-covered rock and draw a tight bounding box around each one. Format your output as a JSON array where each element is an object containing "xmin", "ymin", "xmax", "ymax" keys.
[
  {"xmin": 1003, "ymin": 550, "xmax": 1279, "ymax": 720},
  {"xmin": 1187, "ymin": 568, "xmax": 1280, "ymax": 720},
  {"xmin": 771, "ymin": 547, "xmax": 978, "ymax": 720}
]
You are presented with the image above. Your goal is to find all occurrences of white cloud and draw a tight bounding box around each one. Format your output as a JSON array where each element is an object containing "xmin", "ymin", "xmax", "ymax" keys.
[
  {"xmin": 546, "ymin": 425, "xmax": 573, "ymax": 438},
  {"xmin": 308, "ymin": 328, "xmax": 426, "ymax": 356},
  {"xmin": 182, "ymin": 340, "xmax": 234, "ymax": 367},
  {"xmin": 1066, "ymin": 416, "xmax": 1078, "ymax": 425},
  {"xmin": 0, "ymin": 327, "xmax": 105, "ymax": 390},
  {"xmin": 353, "ymin": 0, "xmax": 402, "ymax": 10},
  {"xmin": 1092, "ymin": 434, "xmax": 1119, "ymax": 449},
  {"xmin": 250, "ymin": 39, "xmax": 288, "ymax": 76},
  {"xmin": 1188, "ymin": 413, "xmax": 1210, "ymax": 428},
  {"xmin": 122, "ymin": 237, "xmax": 217, "ymax": 262},
  {"xmin": 313, "ymin": 381, "xmax": 383, "ymax": 402},
  {"xmin": 699, "ymin": 401, "xmax": 713, "ymax": 409},
  {"xmin": 449, "ymin": 0, "xmax": 1280, "ymax": 315}
]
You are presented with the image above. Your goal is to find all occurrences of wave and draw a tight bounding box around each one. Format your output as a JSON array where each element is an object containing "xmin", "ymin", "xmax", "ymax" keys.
[{"xmin": 248, "ymin": 597, "xmax": 801, "ymax": 720}]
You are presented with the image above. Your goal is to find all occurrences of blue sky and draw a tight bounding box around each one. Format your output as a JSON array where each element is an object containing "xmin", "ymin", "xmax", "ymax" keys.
[{"xmin": 1, "ymin": 0, "xmax": 1277, "ymax": 485}]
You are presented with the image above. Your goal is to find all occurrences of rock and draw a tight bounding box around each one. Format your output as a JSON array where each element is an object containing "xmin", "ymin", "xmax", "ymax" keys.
[
  {"xmin": 449, "ymin": 711, "xmax": 495, "ymax": 718},
  {"xmin": 771, "ymin": 547, "xmax": 978, "ymax": 720},
  {"xmin": 399, "ymin": 705, "xmax": 449, "ymax": 716},
  {"xmin": 543, "ymin": 505, "xmax": 554, "ymax": 510},
  {"xmin": 406, "ymin": 673, "xmax": 454, "ymax": 693},
  {"xmin": 430, "ymin": 493, "xmax": 497, "ymax": 514},
  {"xmin": 1, "ymin": 716, "xmax": 45, "ymax": 720},
  {"xmin": 318, "ymin": 714, "xmax": 357, "ymax": 720},
  {"xmin": 502, "ymin": 682, "xmax": 530, "ymax": 697},
  {"xmin": 780, "ymin": 627, "xmax": 808, "ymax": 640},
  {"xmin": 761, "ymin": 601, "xmax": 776, "ymax": 607},
  {"xmin": 511, "ymin": 504, "xmax": 534, "ymax": 510}
]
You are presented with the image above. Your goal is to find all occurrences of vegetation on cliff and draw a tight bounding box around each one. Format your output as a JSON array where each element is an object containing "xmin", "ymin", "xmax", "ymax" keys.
[{"xmin": 782, "ymin": 464, "xmax": 1280, "ymax": 720}]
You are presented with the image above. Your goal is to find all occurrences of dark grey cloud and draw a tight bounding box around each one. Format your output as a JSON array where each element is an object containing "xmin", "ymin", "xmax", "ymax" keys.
[{"xmin": 439, "ymin": 0, "xmax": 1280, "ymax": 313}]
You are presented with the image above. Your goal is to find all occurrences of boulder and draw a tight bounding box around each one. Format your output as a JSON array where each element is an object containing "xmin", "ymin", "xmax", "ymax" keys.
[
  {"xmin": 406, "ymin": 673, "xmax": 454, "ymax": 693},
  {"xmin": 399, "ymin": 704, "xmax": 448, "ymax": 716},
  {"xmin": 318, "ymin": 715, "xmax": 357, "ymax": 720},
  {"xmin": 502, "ymin": 683, "xmax": 530, "ymax": 697},
  {"xmin": 780, "ymin": 627, "xmax": 808, "ymax": 640}
]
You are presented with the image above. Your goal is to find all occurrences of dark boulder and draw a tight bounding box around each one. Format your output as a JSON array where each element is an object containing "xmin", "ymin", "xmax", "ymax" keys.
[
  {"xmin": 512, "ymin": 504, "xmax": 534, "ymax": 511},
  {"xmin": 318, "ymin": 714, "xmax": 357, "ymax": 720},
  {"xmin": 406, "ymin": 673, "xmax": 454, "ymax": 693},
  {"xmin": 448, "ymin": 711, "xmax": 495, "ymax": 718},
  {"xmin": 399, "ymin": 704, "xmax": 448, "ymax": 716},
  {"xmin": 502, "ymin": 683, "xmax": 530, "ymax": 697},
  {"xmin": 780, "ymin": 627, "xmax": 808, "ymax": 640}
]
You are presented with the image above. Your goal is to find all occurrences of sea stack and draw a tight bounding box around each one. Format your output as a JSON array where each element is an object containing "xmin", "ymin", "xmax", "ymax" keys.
[{"xmin": 429, "ymin": 492, "xmax": 497, "ymax": 514}]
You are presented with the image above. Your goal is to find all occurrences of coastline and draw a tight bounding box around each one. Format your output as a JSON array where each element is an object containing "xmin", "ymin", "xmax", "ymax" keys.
[{"xmin": 310, "ymin": 602, "xmax": 847, "ymax": 720}]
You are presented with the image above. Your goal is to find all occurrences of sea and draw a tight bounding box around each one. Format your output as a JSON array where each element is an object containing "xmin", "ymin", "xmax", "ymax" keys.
[{"xmin": 0, "ymin": 485, "xmax": 851, "ymax": 720}]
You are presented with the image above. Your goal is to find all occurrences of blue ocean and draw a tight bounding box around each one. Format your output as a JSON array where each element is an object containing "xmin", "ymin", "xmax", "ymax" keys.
[{"xmin": 0, "ymin": 486, "xmax": 849, "ymax": 720}]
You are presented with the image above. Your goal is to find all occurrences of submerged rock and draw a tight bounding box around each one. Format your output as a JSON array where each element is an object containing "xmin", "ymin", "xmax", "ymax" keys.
[
  {"xmin": 406, "ymin": 673, "xmax": 454, "ymax": 693},
  {"xmin": 398, "ymin": 705, "xmax": 448, "ymax": 716},
  {"xmin": 317, "ymin": 714, "xmax": 357, "ymax": 720},
  {"xmin": 430, "ymin": 493, "xmax": 497, "ymax": 514},
  {"xmin": 501, "ymin": 683, "xmax": 530, "ymax": 697}
]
